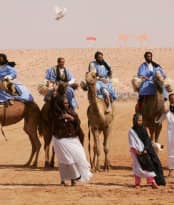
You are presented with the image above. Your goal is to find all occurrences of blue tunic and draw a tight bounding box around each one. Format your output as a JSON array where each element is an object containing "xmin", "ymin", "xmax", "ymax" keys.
[
  {"xmin": 45, "ymin": 67, "xmax": 74, "ymax": 82},
  {"xmin": 0, "ymin": 65, "xmax": 16, "ymax": 80},
  {"xmin": 89, "ymin": 61, "xmax": 117, "ymax": 101},
  {"xmin": 45, "ymin": 67, "xmax": 77, "ymax": 109},
  {"xmin": 138, "ymin": 63, "xmax": 166, "ymax": 96},
  {"xmin": 0, "ymin": 65, "xmax": 33, "ymax": 102}
]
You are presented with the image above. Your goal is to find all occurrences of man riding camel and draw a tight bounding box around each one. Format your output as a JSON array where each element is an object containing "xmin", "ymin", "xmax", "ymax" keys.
[
  {"xmin": 45, "ymin": 57, "xmax": 78, "ymax": 109},
  {"xmin": 0, "ymin": 53, "xmax": 33, "ymax": 104},
  {"xmin": 88, "ymin": 51, "xmax": 117, "ymax": 113},
  {"xmin": 132, "ymin": 51, "xmax": 168, "ymax": 113}
]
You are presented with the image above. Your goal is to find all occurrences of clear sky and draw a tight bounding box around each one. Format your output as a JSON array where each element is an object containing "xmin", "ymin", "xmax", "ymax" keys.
[{"xmin": 0, "ymin": 0, "xmax": 174, "ymax": 49}]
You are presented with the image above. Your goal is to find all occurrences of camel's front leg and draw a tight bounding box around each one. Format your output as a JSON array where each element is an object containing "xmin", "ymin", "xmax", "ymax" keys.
[
  {"xmin": 103, "ymin": 126, "xmax": 111, "ymax": 171},
  {"xmin": 50, "ymin": 146, "xmax": 55, "ymax": 168},
  {"xmin": 148, "ymin": 126, "xmax": 155, "ymax": 142},
  {"xmin": 154, "ymin": 123, "xmax": 162, "ymax": 142},
  {"xmin": 44, "ymin": 145, "xmax": 50, "ymax": 167},
  {"xmin": 32, "ymin": 133, "xmax": 41, "ymax": 167},
  {"xmin": 43, "ymin": 134, "xmax": 52, "ymax": 168},
  {"xmin": 23, "ymin": 127, "xmax": 36, "ymax": 167},
  {"xmin": 93, "ymin": 129, "xmax": 101, "ymax": 171},
  {"xmin": 24, "ymin": 135, "xmax": 35, "ymax": 167}
]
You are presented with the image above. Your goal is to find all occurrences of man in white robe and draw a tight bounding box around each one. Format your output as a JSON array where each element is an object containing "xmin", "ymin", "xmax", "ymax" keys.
[
  {"xmin": 166, "ymin": 93, "xmax": 174, "ymax": 176},
  {"xmin": 156, "ymin": 93, "xmax": 174, "ymax": 176}
]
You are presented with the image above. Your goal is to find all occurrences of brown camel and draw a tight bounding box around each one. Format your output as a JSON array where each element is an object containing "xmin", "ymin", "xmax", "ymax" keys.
[
  {"xmin": 0, "ymin": 101, "xmax": 41, "ymax": 167},
  {"xmin": 137, "ymin": 73, "xmax": 165, "ymax": 142},
  {"xmin": 83, "ymin": 71, "xmax": 115, "ymax": 171}
]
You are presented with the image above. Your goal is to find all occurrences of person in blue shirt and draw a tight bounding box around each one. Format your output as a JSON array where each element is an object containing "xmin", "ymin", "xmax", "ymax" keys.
[
  {"xmin": 45, "ymin": 57, "xmax": 77, "ymax": 109},
  {"xmin": 134, "ymin": 51, "xmax": 168, "ymax": 112},
  {"xmin": 89, "ymin": 51, "xmax": 117, "ymax": 113},
  {"xmin": 0, "ymin": 53, "xmax": 33, "ymax": 103}
]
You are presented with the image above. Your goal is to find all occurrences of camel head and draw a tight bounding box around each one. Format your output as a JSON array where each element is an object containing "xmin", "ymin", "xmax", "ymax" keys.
[
  {"xmin": 131, "ymin": 76, "xmax": 143, "ymax": 92},
  {"xmin": 56, "ymin": 81, "xmax": 68, "ymax": 96},
  {"xmin": 164, "ymin": 78, "xmax": 174, "ymax": 93},
  {"xmin": 80, "ymin": 71, "xmax": 97, "ymax": 91},
  {"xmin": 153, "ymin": 71, "xmax": 164, "ymax": 93},
  {"xmin": 85, "ymin": 71, "xmax": 97, "ymax": 85}
]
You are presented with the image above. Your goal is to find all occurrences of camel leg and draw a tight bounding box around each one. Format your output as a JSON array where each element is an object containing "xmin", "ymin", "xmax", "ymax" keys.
[
  {"xmin": 93, "ymin": 129, "xmax": 101, "ymax": 172},
  {"xmin": 23, "ymin": 133, "xmax": 36, "ymax": 167},
  {"xmin": 103, "ymin": 126, "xmax": 110, "ymax": 171},
  {"xmin": 91, "ymin": 128, "xmax": 97, "ymax": 171},
  {"xmin": 154, "ymin": 123, "xmax": 162, "ymax": 142},
  {"xmin": 92, "ymin": 143, "xmax": 97, "ymax": 171},
  {"xmin": 31, "ymin": 133, "xmax": 41, "ymax": 167},
  {"xmin": 43, "ymin": 134, "xmax": 52, "ymax": 168},
  {"xmin": 50, "ymin": 146, "xmax": 55, "ymax": 168},
  {"xmin": 148, "ymin": 126, "xmax": 155, "ymax": 142},
  {"xmin": 24, "ymin": 124, "xmax": 41, "ymax": 167},
  {"xmin": 44, "ymin": 144, "xmax": 50, "ymax": 168}
]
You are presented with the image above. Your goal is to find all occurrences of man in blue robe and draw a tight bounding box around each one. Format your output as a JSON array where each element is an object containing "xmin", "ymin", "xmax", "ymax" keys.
[
  {"xmin": 45, "ymin": 57, "xmax": 77, "ymax": 109},
  {"xmin": 89, "ymin": 51, "xmax": 117, "ymax": 113},
  {"xmin": 135, "ymin": 51, "xmax": 168, "ymax": 112},
  {"xmin": 0, "ymin": 53, "xmax": 33, "ymax": 103}
]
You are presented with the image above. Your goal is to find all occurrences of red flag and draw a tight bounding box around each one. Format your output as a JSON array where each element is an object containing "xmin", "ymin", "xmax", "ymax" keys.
[{"xmin": 86, "ymin": 36, "xmax": 96, "ymax": 41}]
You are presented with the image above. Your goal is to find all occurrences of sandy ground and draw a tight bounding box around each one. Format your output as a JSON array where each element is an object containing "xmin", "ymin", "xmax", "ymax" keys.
[{"xmin": 0, "ymin": 48, "xmax": 174, "ymax": 205}]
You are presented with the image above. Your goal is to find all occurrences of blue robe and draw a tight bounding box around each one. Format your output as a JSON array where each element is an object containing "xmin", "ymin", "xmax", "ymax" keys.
[
  {"xmin": 45, "ymin": 67, "xmax": 74, "ymax": 82},
  {"xmin": 45, "ymin": 67, "xmax": 77, "ymax": 109},
  {"xmin": 0, "ymin": 64, "xmax": 16, "ymax": 80},
  {"xmin": 0, "ymin": 65, "xmax": 33, "ymax": 102},
  {"xmin": 89, "ymin": 61, "xmax": 117, "ymax": 101},
  {"xmin": 138, "ymin": 63, "xmax": 166, "ymax": 96}
]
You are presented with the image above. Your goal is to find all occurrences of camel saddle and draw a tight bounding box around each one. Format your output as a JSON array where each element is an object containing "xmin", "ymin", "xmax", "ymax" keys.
[
  {"xmin": 0, "ymin": 101, "xmax": 13, "ymax": 140},
  {"xmin": 0, "ymin": 101, "xmax": 12, "ymax": 126}
]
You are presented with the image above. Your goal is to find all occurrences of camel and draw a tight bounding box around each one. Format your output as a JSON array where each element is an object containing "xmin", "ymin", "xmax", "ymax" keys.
[
  {"xmin": 83, "ymin": 71, "xmax": 115, "ymax": 171},
  {"xmin": 136, "ymin": 73, "xmax": 165, "ymax": 142},
  {"xmin": 0, "ymin": 100, "xmax": 41, "ymax": 167}
]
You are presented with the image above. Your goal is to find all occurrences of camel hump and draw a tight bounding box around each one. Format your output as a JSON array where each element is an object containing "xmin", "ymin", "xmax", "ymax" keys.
[{"xmin": 0, "ymin": 100, "xmax": 24, "ymax": 108}]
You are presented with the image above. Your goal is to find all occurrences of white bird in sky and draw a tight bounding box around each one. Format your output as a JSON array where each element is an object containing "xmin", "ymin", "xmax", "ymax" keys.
[{"xmin": 54, "ymin": 6, "xmax": 67, "ymax": 21}]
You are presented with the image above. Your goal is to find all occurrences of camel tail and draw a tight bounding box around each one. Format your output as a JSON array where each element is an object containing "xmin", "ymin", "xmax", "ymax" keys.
[{"xmin": 88, "ymin": 121, "xmax": 92, "ymax": 167}]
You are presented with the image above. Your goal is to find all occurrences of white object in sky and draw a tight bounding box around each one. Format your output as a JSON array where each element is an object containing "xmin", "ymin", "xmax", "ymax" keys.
[{"xmin": 54, "ymin": 6, "xmax": 67, "ymax": 21}]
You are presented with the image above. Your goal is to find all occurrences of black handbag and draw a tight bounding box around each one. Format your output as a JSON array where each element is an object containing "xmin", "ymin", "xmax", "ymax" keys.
[{"xmin": 137, "ymin": 151, "xmax": 154, "ymax": 172}]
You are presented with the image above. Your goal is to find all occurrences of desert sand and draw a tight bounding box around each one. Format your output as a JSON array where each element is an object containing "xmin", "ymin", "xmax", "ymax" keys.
[{"xmin": 0, "ymin": 48, "xmax": 174, "ymax": 205}]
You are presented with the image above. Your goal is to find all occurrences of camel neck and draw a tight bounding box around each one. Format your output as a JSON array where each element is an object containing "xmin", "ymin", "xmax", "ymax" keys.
[{"xmin": 87, "ymin": 83, "xmax": 100, "ymax": 111}]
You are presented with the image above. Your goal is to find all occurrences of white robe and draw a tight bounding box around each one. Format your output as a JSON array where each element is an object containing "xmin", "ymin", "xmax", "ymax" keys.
[
  {"xmin": 128, "ymin": 129, "xmax": 156, "ymax": 178},
  {"xmin": 166, "ymin": 111, "xmax": 174, "ymax": 169},
  {"xmin": 52, "ymin": 136, "xmax": 92, "ymax": 182}
]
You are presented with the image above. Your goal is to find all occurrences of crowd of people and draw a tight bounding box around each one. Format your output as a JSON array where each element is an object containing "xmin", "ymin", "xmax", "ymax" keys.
[{"xmin": 0, "ymin": 51, "xmax": 173, "ymax": 188}]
